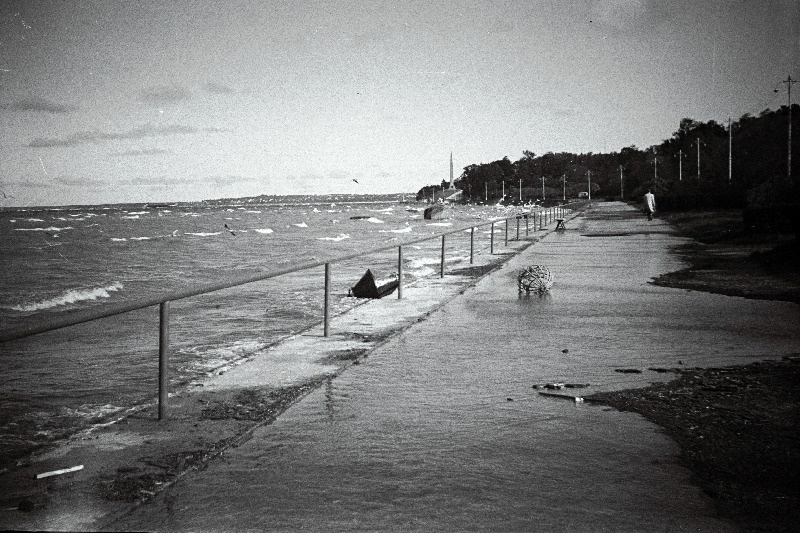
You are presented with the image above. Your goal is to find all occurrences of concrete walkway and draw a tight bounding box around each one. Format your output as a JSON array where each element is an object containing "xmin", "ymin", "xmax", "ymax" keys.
[{"xmin": 107, "ymin": 202, "xmax": 800, "ymax": 532}]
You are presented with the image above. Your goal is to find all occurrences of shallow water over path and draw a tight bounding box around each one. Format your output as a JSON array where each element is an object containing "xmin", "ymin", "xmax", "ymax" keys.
[{"xmin": 113, "ymin": 203, "xmax": 799, "ymax": 532}]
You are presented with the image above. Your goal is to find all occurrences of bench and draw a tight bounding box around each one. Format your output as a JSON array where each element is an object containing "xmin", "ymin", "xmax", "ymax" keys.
[{"xmin": 555, "ymin": 218, "xmax": 566, "ymax": 230}]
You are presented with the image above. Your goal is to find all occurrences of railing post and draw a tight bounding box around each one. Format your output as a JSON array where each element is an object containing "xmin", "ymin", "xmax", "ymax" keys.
[
  {"xmin": 158, "ymin": 301, "xmax": 169, "ymax": 421},
  {"xmin": 516, "ymin": 216, "xmax": 520, "ymax": 241},
  {"xmin": 397, "ymin": 246, "xmax": 403, "ymax": 299},
  {"xmin": 504, "ymin": 219, "xmax": 508, "ymax": 246},
  {"xmin": 469, "ymin": 227, "xmax": 474, "ymax": 264},
  {"xmin": 440, "ymin": 234, "xmax": 446, "ymax": 278},
  {"xmin": 324, "ymin": 262, "xmax": 331, "ymax": 337},
  {"xmin": 490, "ymin": 222, "xmax": 495, "ymax": 254},
  {"xmin": 525, "ymin": 214, "xmax": 529, "ymax": 236}
]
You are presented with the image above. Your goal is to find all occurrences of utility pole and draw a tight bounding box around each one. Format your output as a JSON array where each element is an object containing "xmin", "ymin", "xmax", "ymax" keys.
[
  {"xmin": 678, "ymin": 149, "xmax": 683, "ymax": 181},
  {"xmin": 587, "ymin": 170, "xmax": 592, "ymax": 201},
  {"xmin": 519, "ymin": 177, "xmax": 522, "ymax": 202},
  {"xmin": 502, "ymin": 181, "xmax": 505, "ymax": 199},
  {"xmin": 485, "ymin": 182, "xmax": 488, "ymax": 202},
  {"xmin": 541, "ymin": 176, "xmax": 545, "ymax": 200},
  {"xmin": 728, "ymin": 118, "xmax": 733, "ymax": 184},
  {"xmin": 653, "ymin": 154, "xmax": 658, "ymax": 192},
  {"xmin": 619, "ymin": 165, "xmax": 624, "ymax": 199},
  {"xmin": 695, "ymin": 139, "xmax": 700, "ymax": 180},
  {"xmin": 562, "ymin": 174, "xmax": 566, "ymax": 201},
  {"xmin": 779, "ymin": 75, "xmax": 797, "ymax": 181}
]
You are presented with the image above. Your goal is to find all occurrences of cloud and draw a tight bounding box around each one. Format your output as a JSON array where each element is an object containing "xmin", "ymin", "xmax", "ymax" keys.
[
  {"xmin": 202, "ymin": 82, "xmax": 234, "ymax": 95},
  {"xmin": 28, "ymin": 123, "xmax": 222, "ymax": 148},
  {"xmin": 1, "ymin": 97, "xmax": 77, "ymax": 114},
  {"xmin": 112, "ymin": 148, "xmax": 170, "ymax": 157},
  {"xmin": 140, "ymin": 85, "xmax": 192, "ymax": 105}
]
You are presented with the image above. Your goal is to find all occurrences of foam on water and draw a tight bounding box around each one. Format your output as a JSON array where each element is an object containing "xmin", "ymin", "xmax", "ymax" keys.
[
  {"xmin": 14, "ymin": 226, "xmax": 74, "ymax": 232},
  {"xmin": 6, "ymin": 282, "xmax": 124, "ymax": 312},
  {"xmin": 317, "ymin": 233, "xmax": 350, "ymax": 242},
  {"xmin": 379, "ymin": 226, "xmax": 412, "ymax": 233}
]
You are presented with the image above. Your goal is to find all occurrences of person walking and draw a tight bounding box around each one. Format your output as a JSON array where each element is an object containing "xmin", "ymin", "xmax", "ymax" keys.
[{"xmin": 644, "ymin": 189, "xmax": 656, "ymax": 220}]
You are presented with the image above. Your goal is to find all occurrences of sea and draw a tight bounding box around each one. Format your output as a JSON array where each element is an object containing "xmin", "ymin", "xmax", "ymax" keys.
[{"xmin": 0, "ymin": 194, "xmax": 513, "ymax": 468}]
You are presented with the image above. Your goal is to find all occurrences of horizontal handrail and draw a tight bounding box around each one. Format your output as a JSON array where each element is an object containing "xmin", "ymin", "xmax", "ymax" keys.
[{"xmin": 1, "ymin": 202, "xmax": 586, "ymax": 344}]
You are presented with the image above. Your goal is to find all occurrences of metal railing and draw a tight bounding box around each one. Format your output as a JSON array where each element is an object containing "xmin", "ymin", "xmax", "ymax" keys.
[{"xmin": 1, "ymin": 201, "xmax": 588, "ymax": 419}]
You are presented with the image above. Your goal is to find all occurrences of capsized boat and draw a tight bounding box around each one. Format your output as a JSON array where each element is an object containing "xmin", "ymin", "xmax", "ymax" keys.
[{"xmin": 349, "ymin": 269, "xmax": 399, "ymax": 298}]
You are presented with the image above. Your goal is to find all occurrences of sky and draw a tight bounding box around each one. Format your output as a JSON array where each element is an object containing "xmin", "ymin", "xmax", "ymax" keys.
[{"xmin": 0, "ymin": 0, "xmax": 798, "ymax": 206}]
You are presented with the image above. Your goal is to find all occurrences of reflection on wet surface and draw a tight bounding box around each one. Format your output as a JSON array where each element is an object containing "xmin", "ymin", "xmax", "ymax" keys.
[{"xmin": 113, "ymin": 203, "xmax": 797, "ymax": 532}]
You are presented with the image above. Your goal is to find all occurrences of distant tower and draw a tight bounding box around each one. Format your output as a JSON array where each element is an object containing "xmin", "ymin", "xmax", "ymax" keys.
[{"xmin": 449, "ymin": 152, "xmax": 454, "ymax": 189}]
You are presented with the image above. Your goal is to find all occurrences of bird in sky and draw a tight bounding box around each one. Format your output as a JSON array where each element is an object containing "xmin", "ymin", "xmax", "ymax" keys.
[{"xmin": 352, "ymin": 179, "xmax": 359, "ymax": 184}]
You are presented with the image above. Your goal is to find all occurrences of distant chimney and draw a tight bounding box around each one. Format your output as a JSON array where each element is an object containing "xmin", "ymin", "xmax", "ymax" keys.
[{"xmin": 449, "ymin": 152, "xmax": 454, "ymax": 189}]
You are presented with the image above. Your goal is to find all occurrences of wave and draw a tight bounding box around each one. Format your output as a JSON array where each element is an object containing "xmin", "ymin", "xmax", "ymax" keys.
[
  {"xmin": 14, "ymin": 226, "xmax": 74, "ymax": 232},
  {"xmin": 185, "ymin": 232, "xmax": 221, "ymax": 237},
  {"xmin": 366, "ymin": 217, "xmax": 384, "ymax": 223},
  {"xmin": 379, "ymin": 226, "xmax": 412, "ymax": 234},
  {"xmin": 425, "ymin": 222, "xmax": 452, "ymax": 227},
  {"xmin": 293, "ymin": 222, "xmax": 309, "ymax": 228},
  {"xmin": 317, "ymin": 233, "xmax": 350, "ymax": 242},
  {"xmin": 7, "ymin": 282, "xmax": 124, "ymax": 312},
  {"xmin": 253, "ymin": 228, "xmax": 274, "ymax": 234}
]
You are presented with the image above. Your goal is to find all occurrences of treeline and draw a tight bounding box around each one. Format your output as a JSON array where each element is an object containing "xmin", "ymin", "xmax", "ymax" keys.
[{"xmin": 418, "ymin": 105, "xmax": 799, "ymax": 208}]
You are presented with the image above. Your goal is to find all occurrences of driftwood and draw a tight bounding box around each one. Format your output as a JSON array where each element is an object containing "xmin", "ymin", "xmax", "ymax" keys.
[{"xmin": 35, "ymin": 464, "xmax": 84, "ymax": 479}]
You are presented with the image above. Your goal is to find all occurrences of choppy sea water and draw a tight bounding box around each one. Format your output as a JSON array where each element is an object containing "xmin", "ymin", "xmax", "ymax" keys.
[{"xmin": 0, "ymin": 194, "xmax": 518, "ymax": 467}]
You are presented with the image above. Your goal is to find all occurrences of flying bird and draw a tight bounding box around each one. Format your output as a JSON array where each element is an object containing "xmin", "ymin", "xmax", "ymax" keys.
[
  {"xmin": 224, "ymin": 223, "xmax": 236, "ymax": 236},
  {"xmin": 352, "ymin": 179, "xmax": 359, "ymax": 184}
]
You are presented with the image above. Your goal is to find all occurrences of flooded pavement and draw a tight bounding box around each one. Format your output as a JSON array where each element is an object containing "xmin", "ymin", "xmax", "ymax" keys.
[{"xmin": 111, "ymin": 202, "xmax": 799, "ymax": 532}]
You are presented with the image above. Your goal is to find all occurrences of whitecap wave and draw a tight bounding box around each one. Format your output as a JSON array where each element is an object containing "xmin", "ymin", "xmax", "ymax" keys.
[
  {"xmin": 366, "ymin": 217, "xmax": 384, "ymax": 223},
  {"xmin": 378, "ymin": 227, "xmax": 412, "ymax": 233},
  {"xmin": 15, "ymin": 226, "xmax": 73, "ymax": 232},
  {"xmin": 7, "ymin": 282, "xmax": 124, "ymax": 312},
  {"xmin": 426, "ymin": 222, "xmax": 452, "ymax": 227},
  {"xmin": 293, "ymin": 222, "xmax": 309, "ymax": 228},
  {"xmin": 185, "ymin": 232, "xmax": 221, "ymax": 237},
  {"xmin": 253, "ymin": 228, "xmax": 274, "ymax": 234},
  {"xmin": 317, "ymin": 233, "xmax": 350, "ymax": 242}
]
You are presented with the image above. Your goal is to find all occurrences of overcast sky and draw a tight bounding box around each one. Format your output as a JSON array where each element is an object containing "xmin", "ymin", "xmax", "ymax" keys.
[{"xmin": 1, "ymin": 0, "xmax": 798, "ymax": 206}]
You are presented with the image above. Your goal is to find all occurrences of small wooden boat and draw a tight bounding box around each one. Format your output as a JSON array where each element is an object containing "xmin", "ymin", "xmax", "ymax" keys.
[
  {"xmin": 423, "ymin": 205, "xmax": 445, "ymax": 220},
  {"xmin": 349, "ymin": 269, "xmax": 399, "ymax": 298}
]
